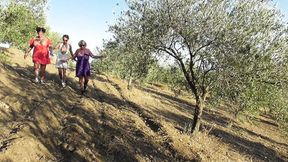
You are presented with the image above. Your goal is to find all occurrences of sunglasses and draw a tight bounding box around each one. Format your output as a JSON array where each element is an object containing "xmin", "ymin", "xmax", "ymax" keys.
[{"xmin": 63, "ymin": 39, "xmax": 68, "ymax": 42}]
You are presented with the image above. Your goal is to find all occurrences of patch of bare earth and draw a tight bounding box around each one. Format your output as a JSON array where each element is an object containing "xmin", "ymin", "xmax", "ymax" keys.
[{"xmin": 0, "ymin": 48, "xmax": 287, "ymax": 162}]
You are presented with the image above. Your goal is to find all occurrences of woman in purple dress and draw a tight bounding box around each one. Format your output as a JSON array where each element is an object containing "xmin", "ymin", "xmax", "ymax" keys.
[{"xmin": 72, "ymin": 40, "xmax": 103, "ymax": 94}]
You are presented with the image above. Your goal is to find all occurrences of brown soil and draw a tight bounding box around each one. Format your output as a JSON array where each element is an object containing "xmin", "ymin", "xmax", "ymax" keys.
[{"xmin": 0, "ymin": 48, "xmax": 287, "ymax": 162}]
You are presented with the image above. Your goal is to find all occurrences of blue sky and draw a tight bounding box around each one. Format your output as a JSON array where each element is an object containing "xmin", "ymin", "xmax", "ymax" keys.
[
  {"xmin": 275, "ymin": 0, "xmax": 288, "ymax": 20},
  {"xmin": 47, "ymin": 0, "xmax": 288, "ymax": 52},
  {"xmin": 47, "ymin": 0, "xmax": 126, "ymax": 51}
]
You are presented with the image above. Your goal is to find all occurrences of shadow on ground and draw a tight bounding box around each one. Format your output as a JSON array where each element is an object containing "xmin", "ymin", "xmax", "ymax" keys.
[
  {"xmin": 0, "ymin": 63, "xmax": 198, "ymax": 161},
  {"xmin": 1, "ymin": 62, "xmax": 287, "ymax": 162}
]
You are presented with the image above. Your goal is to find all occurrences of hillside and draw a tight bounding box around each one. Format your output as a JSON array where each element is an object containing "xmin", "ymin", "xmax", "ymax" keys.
[{"xmin": 0, "ymin": 48, "xmax": 287, "ymax": 162}]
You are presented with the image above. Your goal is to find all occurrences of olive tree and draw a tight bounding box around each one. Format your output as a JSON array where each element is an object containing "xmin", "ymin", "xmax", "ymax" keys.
[
  {"xmin": 98, "ymin": 38, "xmax": 154, "ymax": 90},
  {"xmin": 0, "ymin": 0, "xmax": 48, "ymax": 49},
  {"xmin": 111, "ymin": 0, "xmax": 288, "ymax": 134}
]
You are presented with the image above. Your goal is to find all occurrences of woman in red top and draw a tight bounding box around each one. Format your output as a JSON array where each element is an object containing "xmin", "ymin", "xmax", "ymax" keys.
[{"xmin": 24, "ymin": 27, "xmax": 53, "ymax": 83}]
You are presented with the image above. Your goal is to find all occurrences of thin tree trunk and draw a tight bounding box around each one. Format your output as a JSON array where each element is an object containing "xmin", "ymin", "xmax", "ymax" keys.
[
  {"xmin": 177, "ymin": 58, "xmax": 204, "ymax": 135},
  {"xmin": 127, "ymin": 76, "xmax": 133, "ymax": 90},
  {"xmin": 191, "ymin": 99, "xmax": 204, "ymax": 135},
  {"xmin": 127, "ymin": 69, "xmax": 133, "ymax": 90}
]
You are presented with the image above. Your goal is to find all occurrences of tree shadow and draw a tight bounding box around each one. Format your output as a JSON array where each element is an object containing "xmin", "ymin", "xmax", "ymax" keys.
[
  {"xmin": 88, "ymin": 79, "xmax": 197, "ymax": 161},
  {"xmin": 62, "ymin": 103, "xmax": 180, "ymax": 162},
  {"xmin": 92, "ymin": 75, "xmax": 111, "ymax": 84},
  {"xmin": 136, "ymin": 85, "xmax": 232, "ymax": 128},
  {"xmin": 137, "ymin": 86, "xmax": 195, "ymax": 115},
  {"xmin": 201, "ymin": 110, "xmax": 232, "ymax": 127},
  {"xmin": 2, "ymin": 61, "xmax": 287, "ymax": 162},
  {"xmin": 152, "ymin": 107, "xmax": 287, "ymax": 162},
  {"xmin": 114, "ymin": 79, "xmax": 288, "ymax": 161},
  {"xmin": 232, "ymin": 125, "xmax": 288, "ymax": 148},
  {"xmin": 254, "ymin": 114, "xmax": 279, "ymax": 127},
  {"xmin": 208, "ymin": 127, "xmax": 287, "ymax": 162},
  {"xmin": 0, "ymin": 63, "xmax": 198, "ymax": 161},
  {"xmin": 137, "ymin": 86, "xmax": 194, "ymax": 108},
  {"xmin": 152, "ymin": 107, "xmax": 192, "ymax": 128}
]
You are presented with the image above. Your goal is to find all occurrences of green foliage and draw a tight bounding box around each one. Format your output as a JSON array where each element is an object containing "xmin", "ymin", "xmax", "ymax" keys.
[
  {"xmin": 0, "ymin": 51, "xmax": 9, "ymax": 63},
  {"xmin": 110, "ymin": 0, "xmax": 288, "ymax": 133},
  {"xmin": 145, "ymin": 63, "xmax": 187, "ymax": 95},
  {"xmin": 12, "ymin": 0, "xmax": 48, "ymax": 16},
  {"xmin": 209, "ymin": 1, "xmax": 288, "ymax": 125},
  {"xmin": 93, "ymin": 40, "xmax": 154, "ymax": 86},
  {"xmin": 0, "ymin": 0, "xmax": 47, "ymax": 50},
  {"xmin": 46, "ymin": 28, "xmax": 61, "ymax": 47},
  {"xmin": 92, "ymin": 41, "xmax": 122, "ymax": 75}
]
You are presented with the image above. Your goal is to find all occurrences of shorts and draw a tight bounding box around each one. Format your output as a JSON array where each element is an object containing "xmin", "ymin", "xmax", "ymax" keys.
[{"xmin": 56, "ymin": 61, "xmax": 68, "ymax": 69}]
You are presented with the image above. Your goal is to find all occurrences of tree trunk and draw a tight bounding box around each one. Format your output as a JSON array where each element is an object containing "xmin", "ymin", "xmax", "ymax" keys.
[
  {"xmin": 127, "ymin": 74, "xmax": 133, "ymax": 90},
  {"xmin": 127, "ymin": 76, "xmax": 133, "ymax": 90},
  {"xmin": 191, "ymin": 99, "xmax": 204, "ymax": 135},
  {"xmin": 127, "ymin": 68, "xmax": 133, "ymax": 90}
]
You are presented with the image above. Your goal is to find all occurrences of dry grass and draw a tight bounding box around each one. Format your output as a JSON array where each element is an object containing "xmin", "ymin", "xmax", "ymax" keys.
[{"xmin": 0, "ymin": 48, "xmax": 287, "ymax": 162}]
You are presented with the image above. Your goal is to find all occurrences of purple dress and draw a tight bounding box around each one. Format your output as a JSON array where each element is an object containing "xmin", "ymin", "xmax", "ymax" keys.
[{"xmin": 75, "ymin": 49, "xmax": 92, "ymax": 77}]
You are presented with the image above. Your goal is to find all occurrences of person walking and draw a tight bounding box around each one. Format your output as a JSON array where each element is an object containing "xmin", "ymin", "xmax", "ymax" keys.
[
  {"xmin": 55, "ymin": 35, "xmax": 73, "ymax": 87},
  {"xmin": 71, "ymin": 40, "xmax": 103, "ymax": 94},
  {"xmin": 24, "ymin": 27, "xmax": 53, "ymax": 84}
]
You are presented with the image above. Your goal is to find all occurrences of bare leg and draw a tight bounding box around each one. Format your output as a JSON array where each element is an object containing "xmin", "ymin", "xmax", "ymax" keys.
[
  {"xmin": 40, "ymin": 64, "xmax": 46, "ymax": 81},
  {"xmin": 79, "ymin": 76, "xmax": 84, "ymax": 93},
  {"xmin": 58, "ymin": 68, "xmax": 63, "ymax": 81},
  {"xmin": 34, "ymin": 62, "xmax": 40, "ymax": 82},
  {"xmin": 84, "ymin": 76, "xmax": 89, "ymax": 90},
  {"xmin": 63, "ymin": 69, "xmax": 66, "ymax": 83}
]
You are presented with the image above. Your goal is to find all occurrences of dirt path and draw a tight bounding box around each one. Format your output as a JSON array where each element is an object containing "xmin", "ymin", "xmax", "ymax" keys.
[{"xmin": 0, "ymin": 48, "xmax": 287, "ymax": 162}]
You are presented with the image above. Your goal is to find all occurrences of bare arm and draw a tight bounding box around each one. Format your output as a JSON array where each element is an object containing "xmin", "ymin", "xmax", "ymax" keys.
[
  {"xmin": 24, "ymin": 39, "xmax": 34, "ymax": 59},
  {"xmin": 54, "ymin": 42, "xmax": 62, "ymax": 50},
  {"xmin": 71, "ymin": 49, "xmax": 78, "ymax": 61},
  {"xmin": 92, "ymin": 55, "xmax": 105, "ymax": 59},
  {"xmin": 49, "ymin": 46, "xmax": 53, "ymax": 56},
  {"xmin": 69, "ymin": 44, "xmax": 73, "ymax": 57},
  {"xmin": 24, "ymin": 47, "xmax": 33, "ymax": 59},
  {"xmin": 88, "ymin": 49, "xmax": 105, "ymax": 59},
  {"xmin": 46, "ymin": 39, "xmax": 53, "ymax": 56}
]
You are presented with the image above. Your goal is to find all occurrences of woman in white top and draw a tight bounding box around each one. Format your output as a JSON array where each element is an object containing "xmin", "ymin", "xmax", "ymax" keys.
[{"xmin": 55, "ymin": 35, "xmax": 73, "ymax": 87}]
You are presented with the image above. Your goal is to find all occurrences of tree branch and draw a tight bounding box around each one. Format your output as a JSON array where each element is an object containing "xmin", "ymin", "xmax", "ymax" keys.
[
  {"xmin": 193, "ymin": 40, "xmax": 213, "ymax": 56},
  {"xmin": 157, "ymin": 46, "xmax": 178, "ymax": 60}
]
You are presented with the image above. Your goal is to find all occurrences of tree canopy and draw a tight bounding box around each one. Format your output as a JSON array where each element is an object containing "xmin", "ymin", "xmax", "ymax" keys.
[
  {"xmin": 108, "ymin": 0, "xmax": 288, "ymax": 134},
  {"xmin": 0, "ymin": 0, "xmax": 60, "ymax": 50}
]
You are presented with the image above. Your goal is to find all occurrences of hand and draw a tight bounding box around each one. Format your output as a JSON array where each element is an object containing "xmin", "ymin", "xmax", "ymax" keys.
[
  {"xmin": 99, "ymin": 55, "xmax": 107, "ymax": 60},
  {"xmin": 24, "ymin": 53, "xmax": 28, "ymax": 59},
  {"xmin": 70, "ymin": 57, "xmax": 76, "ymax": 61},
  {"xmin": 92, "ymin": 55, "xmax": 105, "ymax": 59},
  {"xmin": 60, "ymin": 59, "xmax": 67, "ymax": 63}
]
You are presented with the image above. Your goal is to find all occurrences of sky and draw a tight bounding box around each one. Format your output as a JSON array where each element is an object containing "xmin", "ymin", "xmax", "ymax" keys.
[
  {"xmin": 46, "ymin": 0, "xmax": 288, "ymax": 52},
  {"xmin": 275, "ymin": 0, "xmax": 288, "ymax": 20},
  {"xmin": 46, "ymin": 0, "xmax": 127, "ymax": 51}
]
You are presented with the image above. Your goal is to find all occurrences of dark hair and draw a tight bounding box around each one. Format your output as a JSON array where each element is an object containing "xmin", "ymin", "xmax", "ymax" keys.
[
  {"xmin": 62, "ymin": 34, "xmax": 69, "ymax": 40},
  {"xmin": 78, "ymin": 40, "xmax": 87, "ymax": 47},
  {"xmin": 36, "ymin": 27, "xmax": 46, "ymax": 33}
]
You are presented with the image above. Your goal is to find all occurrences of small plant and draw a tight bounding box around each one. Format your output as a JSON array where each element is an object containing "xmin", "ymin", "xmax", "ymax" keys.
[
  {"xmin": 0, "ymin": 51, "xmax": 8, "ymax": 63},
  {"xmin": 184, "ymin": 122, "xmax": 193, "ymax": 135}
]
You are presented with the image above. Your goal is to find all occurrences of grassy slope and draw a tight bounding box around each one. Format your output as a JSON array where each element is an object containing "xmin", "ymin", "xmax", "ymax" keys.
[{"xmin": 0, "ymin": 48, "xmax": 287, "ymax": 162}]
